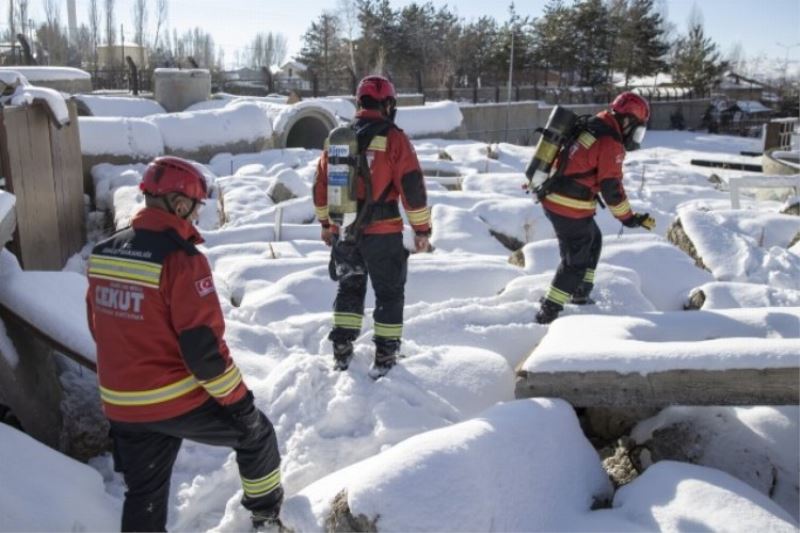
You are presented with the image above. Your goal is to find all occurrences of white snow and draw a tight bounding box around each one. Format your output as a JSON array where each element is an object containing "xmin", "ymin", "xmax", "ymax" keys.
[
  {"xmin": 524, "ymin": 307, "xmax": 800, "ymax": 374},
  {"xmin": 395, "ymin": 101, "xmax": 463, "ymax": 136},
  {"xmin": 0, "ymin": 66, "xmax": 91, "ymax": 81},
  {"xmin": 0, "ymin": 423, "xmax": 119, "ymax": 531},
  {"xmin": 74, "ymin": 94, "xmax": 166, "ymax": 117},
  {"xmin": 79, "ymin": 117, "xmax": 165, "ymax": 158},
  {"xmin": 0, "ymin": 250, "xmax": 96, "ymax": 363},
  {"xmin": 146, "ymin": 101, "xmax": 274, "ymax": 152},
  {"xmin": 282, "ymin": 399, "xmax": 612, "ymax": 532},
  {"xmin": 0, "ymin": 71, "xmax": 71, "ymax": 126},
  {"xmin": 2, "ymin": 117, "xmax": 799, "ymax": 532}
]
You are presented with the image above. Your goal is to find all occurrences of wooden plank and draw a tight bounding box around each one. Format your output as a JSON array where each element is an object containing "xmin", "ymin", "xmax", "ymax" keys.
[
  {"xmin": 515, "ymin": 367, "xmax": 800, "ymax": 407},
  {"xmin": 1, "ymin": 106, "xmax": 65, "ymax": 270},
  {"xmin": 49, "ymin": 101, "xmax": 86, "ymax": 265}
]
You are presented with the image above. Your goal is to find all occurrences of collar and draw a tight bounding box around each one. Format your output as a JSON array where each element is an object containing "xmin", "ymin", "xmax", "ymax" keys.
[
  {"xmin": 598, "ymin": 110, "xmax": 623, "ymax": 135},
  {"xmin": 131, "ymin": 207, "xmax": 204, "ymax": 244}
]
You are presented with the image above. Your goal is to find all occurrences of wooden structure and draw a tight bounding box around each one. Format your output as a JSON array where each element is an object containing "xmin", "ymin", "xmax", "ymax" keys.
[
  {"xmin": 0, "ymin": 100, "xmax": 85, "ymax": 270},
  {"xmin": 515, "ymin": 367, "xmax": 799, "ymax": 408}
]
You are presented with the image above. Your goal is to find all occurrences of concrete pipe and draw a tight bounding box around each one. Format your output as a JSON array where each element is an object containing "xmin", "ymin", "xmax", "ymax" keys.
[
  {"xmin": 273, "ymin": 105, "xmax": 339, "ymax": 150},
  {"xmin": 153, "ymin": 68, "xmax": 212, "ymax": 113}
]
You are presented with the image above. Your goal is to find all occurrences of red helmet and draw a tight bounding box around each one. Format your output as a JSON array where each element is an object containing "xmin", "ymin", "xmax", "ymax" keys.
[
  {"xmin": 140, "ymin": 156, "xmax": 208, "ymax": 201},
  {"xmin": 611, "ymin": 92, "xmax": 650, "ymax": 124},
  {"xmin": 356, "ymin": 75, "xmax": 396, "ymax": 103}
]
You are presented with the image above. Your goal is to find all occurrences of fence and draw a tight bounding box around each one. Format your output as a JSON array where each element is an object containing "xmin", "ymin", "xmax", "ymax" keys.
[{"xmin": 0, "ymin": 100, "xmax": 85, "ymax": 270}]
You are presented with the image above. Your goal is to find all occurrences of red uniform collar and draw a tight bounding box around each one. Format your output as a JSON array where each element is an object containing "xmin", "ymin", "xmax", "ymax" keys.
[
  {"xmin": 131, "ymin": 207, "xmax": 204, "ymax": 244},
  {"xmin": 598, "ymin": 110, "xmax": 623, "ymax": 135}
]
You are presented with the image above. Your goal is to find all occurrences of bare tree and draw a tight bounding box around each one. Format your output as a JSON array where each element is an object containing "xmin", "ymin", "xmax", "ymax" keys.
[
  {"xmin": 337, "ymin": 0, "xmax": 358, "ymax": 73},
  {"xmin": 17, "ymin": 0, "xmax": 29, "ymax": 37},
  {"xmin": 89, "ymin": 0, "xmax": 100, "ymax": 66},
  {"xmin": 104, "ymin": 0, "xmax": 116, "ymax": 47},
  {"xmin": 43, "ymin": 0, "xmax": 60, "ymax": 29},
  {"xmin": 153, "ymin": 0, "xmax": 168, "ymax": 49},
  {"xmin": 133, "ymin": 0, "xmax": 147, "ymax": 46},
  {"xmin": 8, "ymin": 0, "xmax": 16, "ymax": 46}
]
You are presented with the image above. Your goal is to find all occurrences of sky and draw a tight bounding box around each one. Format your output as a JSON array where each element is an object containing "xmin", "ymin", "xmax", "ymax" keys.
[{"xmin": 20, "ymin": 0, "xmax": 800, "ymax": 75}]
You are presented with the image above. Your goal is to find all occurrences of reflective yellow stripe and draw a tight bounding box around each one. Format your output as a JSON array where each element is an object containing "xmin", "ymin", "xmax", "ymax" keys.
[
  {"xmin": 199, "ymin": 365, "xmax": 242, "ymax": 398},
  {"xmin": 609, "ymin": 200, "xmax": 632, "ymax": 217},
  {"xmin": 89, "ymin": 255, "xmax": 162, "ymax": 288},
  {"xmin": 100, "ymin": 375, "xmax": 201, "ymax": 406},
  {"xmin": 315, "ymin": 205, "xmax": 329, "ymax": 221},
  {"xmin": 545, "ymin": 286, "xmax": 570, "ymax": 306},
  {"xmin": 374, "ymin": 322, "xmax": 403, "ymax": 339},
  {"xmin": 368, "ymin": 135, "xmax": 387, "ymax": 152},
  {"xmin": 577, "ymin": 132, "xmax": 596, "ymax": 149},
  {"xmin": 334, "ymin": 312, "xmax": 363, "ymax": 329},
  {"xmin": 406, "ymin": 207, "xmax": 431, "ymax": 225},
  {"xmin": 536, "ymin": 140, "xmax": 559, "ymax": 163},
  {"xmin": 545, "ymin": 193, "xmax": 596, "ymax": 211},
  {"xmin": 242, "ymin": 468, "xmax": 281, "ymax": 497},
  {"xmin": 583, "ymin": 269, "xmax": 595, "ymax": 283}
]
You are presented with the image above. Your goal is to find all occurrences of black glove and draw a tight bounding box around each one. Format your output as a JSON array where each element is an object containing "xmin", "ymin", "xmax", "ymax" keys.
[
  {"xmin": 622, "ymin": 212, "xmax": 655, "ymax": 231},
  {"xmin": 225, "ymin": 391, "xmax": 269, "ymax": 438}
]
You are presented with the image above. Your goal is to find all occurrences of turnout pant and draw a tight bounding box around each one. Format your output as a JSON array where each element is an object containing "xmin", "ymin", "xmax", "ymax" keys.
[
  {"xmin": 329, "ymin": 232, "xmax": 409, "ymax": 346},
  {"xmin": 110, "ymin": 398, "xmax": 282, "ymax": 532},
  {"xmin": 542, "ymin": 209, "xmax": 602, "ymax": 308}
]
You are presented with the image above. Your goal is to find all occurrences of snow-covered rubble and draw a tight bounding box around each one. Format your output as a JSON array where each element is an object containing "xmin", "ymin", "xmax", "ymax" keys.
[{"xmin": 2, "ymin": 120, "xmax": 799, "ymax": 531}]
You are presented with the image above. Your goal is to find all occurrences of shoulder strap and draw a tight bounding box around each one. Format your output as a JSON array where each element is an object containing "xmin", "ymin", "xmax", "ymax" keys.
[{"xmin": 584, "ymin": 116, "xmax": 622, "ymax": 143}]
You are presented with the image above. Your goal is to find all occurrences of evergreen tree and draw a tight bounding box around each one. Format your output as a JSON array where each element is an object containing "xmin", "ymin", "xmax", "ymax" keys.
[
  {"xmin": 671, "ymin": 23, "xmax": 726, "ymax": 94},
  {"xmin": 457, "ymin": 16, "xmax": 498, "ymax": 87},
  {"xmin": 356, "ymin": 0, "xmax": 399, "ymax": 76},
  {"xmin": 299, "ymin": 12, "xmax": 345, "ymax": 91},
  {"xmin": 616, "ymin": 0, "xmax": 669, "ymax": 85},
  {"xmin": 531, "ymin": 0, "xmax": 574, "ymax": 86},
  {"xmin": 572, "ymin": 0, "xmax": 611, "ymax": 86}
]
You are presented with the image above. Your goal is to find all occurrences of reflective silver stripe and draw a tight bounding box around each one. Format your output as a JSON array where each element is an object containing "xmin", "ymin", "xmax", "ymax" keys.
[
  {"xmin": 242, "ymin": 468, "xmax": 281, "ymax": 497},
  {"xmin": 199, "ymin": 366, "xmax": 242, "ymax": 398},
  {"xmin": 89, "ymin": 255, "xmax": 162, "ymax": 288},
  {"xmin": 100, "ymin": 375, "xmax": 200, "ymax": 406}
]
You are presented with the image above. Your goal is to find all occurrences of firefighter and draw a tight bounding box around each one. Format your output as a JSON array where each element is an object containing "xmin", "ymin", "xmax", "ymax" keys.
[
  {"xmin": 313, "ymin": 75, "xmax": 432, "ymax": 377},
  {"xmin": 536, "ymin": 92, "xmax": 655, "ymax": 324},
  {"xmin": 86, "ymin": 157, "xmax": 283, "ymax": 531}
]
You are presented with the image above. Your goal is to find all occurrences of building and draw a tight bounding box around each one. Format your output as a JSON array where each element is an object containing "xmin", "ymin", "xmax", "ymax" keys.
[{"xmin": 96, "ymin": 43, "xmax": 148, "ymax": 68}]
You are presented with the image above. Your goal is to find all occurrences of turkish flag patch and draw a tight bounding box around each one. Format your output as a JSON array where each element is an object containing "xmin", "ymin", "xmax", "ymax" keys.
[{"xmin": 195, "ymin": 276, "xmax": 215, "ymax": 297}]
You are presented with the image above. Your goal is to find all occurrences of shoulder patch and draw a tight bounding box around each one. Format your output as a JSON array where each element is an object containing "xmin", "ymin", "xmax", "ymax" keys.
[
  {"xmin": 195, "ymin": 276, "xmax": 216, "ymax": 297},
  {"xmin": 368, "ymin": 135, "xmax": 387, "ymax": 152}
]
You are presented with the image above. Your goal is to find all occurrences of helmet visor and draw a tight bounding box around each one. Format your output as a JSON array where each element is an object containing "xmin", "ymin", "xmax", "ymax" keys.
[{"xmin": 632, "ymin": 125, "xmax": 647, "ymax": 145}]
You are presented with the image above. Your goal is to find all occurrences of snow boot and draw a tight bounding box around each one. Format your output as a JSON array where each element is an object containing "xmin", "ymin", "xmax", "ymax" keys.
[
  {"xmin": 535, "ymin": 298, "xmax": 562, "ymax": 325},
  {"xmin": 369, "ymin": 340, "xmax": 400, "ymax": 379},
  {"xmin": 251, "ymin": 508, "xmax": 282, "ymax": 532},
  {"xmin": 332, "ymin": 340, "xmax": 354, "ymax": 371},
  {"xmin": 571, "ymin": 284, "xmax": 595, "ymax": 305}
]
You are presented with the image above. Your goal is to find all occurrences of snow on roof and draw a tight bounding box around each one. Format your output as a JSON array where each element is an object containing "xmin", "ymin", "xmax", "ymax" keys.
[
  {"xmin": 735, "ymin": 100, "xmax": 772, "ymax": 114},
  {"xmin": 0, "ymin": 66, "xmax": 90, "ymax": 81},
  {"xmin": 74, "ymin": 94, "xmax": 166, "ymax": 118},
  {"xmin": 615, "ymin": 72, "xmax": 674, "ymax": 87},
  {"xmin": 523, "ymin": 307, "xmax": 800, "ymax": 374},
  {"xmin": 280, "ymin": 59, "xmax": 307, "ymax": 71}
]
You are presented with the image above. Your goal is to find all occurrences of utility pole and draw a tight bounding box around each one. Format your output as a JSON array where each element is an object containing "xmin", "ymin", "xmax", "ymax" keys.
[{"xmin": 505, "ymin": 30, "xmax": 515, "ymax": 142}]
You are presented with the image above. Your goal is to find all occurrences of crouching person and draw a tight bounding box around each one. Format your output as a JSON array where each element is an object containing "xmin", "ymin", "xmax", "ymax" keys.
[{"xmin": 86, "ymin": 156, "xmax": 282, "ymax": 531}]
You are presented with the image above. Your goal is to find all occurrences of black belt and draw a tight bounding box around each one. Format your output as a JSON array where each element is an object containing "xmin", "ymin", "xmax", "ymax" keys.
[
  {"xmin": 548, "ymin": 176, "xmax": 595, "ymax": 201},
  {"xmin": 357, "ymin": 201, "xmax": 400, "ymax": 223}
]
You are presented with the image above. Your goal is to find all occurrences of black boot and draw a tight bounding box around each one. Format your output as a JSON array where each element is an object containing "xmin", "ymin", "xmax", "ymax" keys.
[
  {"xmin": 251, "ymin": 507, "xmax": 282, "ymax": 531},
  {"xmin": 571, "ymin": 284, "xmax": 595, "ymax": 305},
  {"xmin": 369, "ymin": 339, "xmax": 400, "ymax": 379},
  {"xmin": 535, "ymin": 298, "xmax": 562, "ymax": 325},
  {"xmin": 332, "ymin": 340, "xmax": 354, "ymax": 371}
]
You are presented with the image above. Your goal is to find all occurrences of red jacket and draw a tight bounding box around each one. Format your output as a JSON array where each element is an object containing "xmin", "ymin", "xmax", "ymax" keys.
[
  {"xmin": 86, "ymin": 208, "xmax": 247, "ymax": 423},
  {"xmin": 313, "ymin": 110, "xmax": 431, "ymax": 235},
  {"xmin": 541, "ymin": 111, "xmax": 634, "ymax": 221}
]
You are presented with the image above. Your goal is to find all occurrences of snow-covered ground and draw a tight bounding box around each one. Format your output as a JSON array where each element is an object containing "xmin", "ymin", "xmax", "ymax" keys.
[{"xmin": 1, "ymin": 122, "xmax": 799, "ymax": 531}]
